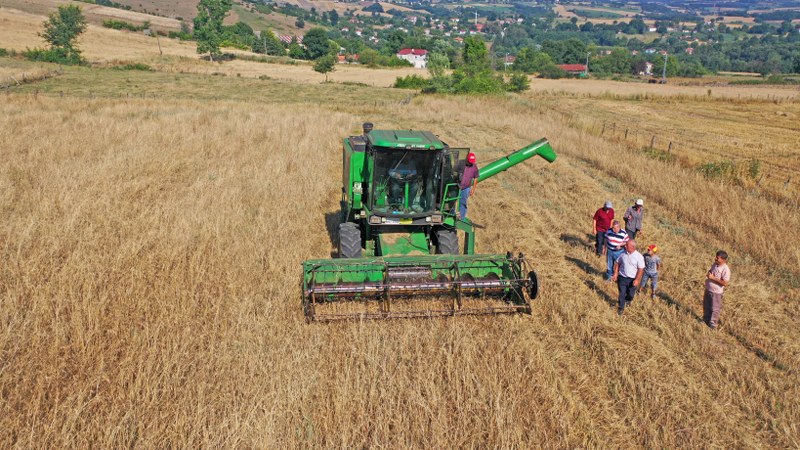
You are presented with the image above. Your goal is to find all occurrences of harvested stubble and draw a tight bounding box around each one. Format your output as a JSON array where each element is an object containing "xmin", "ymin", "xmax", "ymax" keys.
[{"xmin": 1, "ymin": 83, "xmax": 799, "ymax": 448}]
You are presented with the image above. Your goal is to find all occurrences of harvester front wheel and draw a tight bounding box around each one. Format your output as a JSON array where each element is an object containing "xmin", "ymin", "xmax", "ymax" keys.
[
  {"xmin": 338, "ymin": 222, "xmax": 362, "ymax": 258},
  {"xmin": 435, "ymin": 228, "xmax": 459, "ymax": 255},
  {"xmin": 527, "ymin": 271, "xmax": 539, "ymax": 300}
]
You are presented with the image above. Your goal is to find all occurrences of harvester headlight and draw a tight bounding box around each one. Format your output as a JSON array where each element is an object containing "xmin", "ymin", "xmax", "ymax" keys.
[
  {"xmin": 369, "ymin": 216, "xmax": 381, "ymax": 225},
  {"xmin": 431, "ymin": 214, "xmax": 443, "ymax": 223},
  {"xmin": 425, "ymin": 216, "xmax": 431, "ymax": 222},
  {"xmin": 353, "ymin": 183, "xmax": 363, "ymax": 194}
]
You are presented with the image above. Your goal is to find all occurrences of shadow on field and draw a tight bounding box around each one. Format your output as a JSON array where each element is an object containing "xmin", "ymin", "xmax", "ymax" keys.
[
  {"xmin": 564, "ymin": 256, "xmax": 616, "ymax": 308},
  {"xmin": 655, "ymin": 291, "xmax": 789, "ymax": 372},
  {"xmin": 325, "ymin": 211, "xmax": 342, "ymax": 258},
  {"xmin": 559, "ymin": 233, "xmax": 595, "ymax": 253},
  {"xmin": 653, "ymin": 291, "xmax": 704, "ymax": 323}
]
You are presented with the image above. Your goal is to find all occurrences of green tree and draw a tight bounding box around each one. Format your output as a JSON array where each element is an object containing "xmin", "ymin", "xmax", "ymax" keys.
[
  {"xmin": 295, "ymin": 17, "xmax": 305, "ymax": 29},
  {"xmin": 506, "ymin": 72, "xmax": 530, "ymax": 92},
  {"xmin": 194, "ymin": 0, "xmax": 232, "ymax": 61},
  {"xmin": 358, "ymin": 47, "xmax": 380, "ymax": 67},
  {"xmin": 329, "ymin": 9, "xmax": 339, "ymax": 26},
  {"xmin": 304, "ymin": 27, "xmax": 331, "ymax": 60},
  {"xmin": 40, "ymin": 5, "xmax": 87, "ymax": 64},
  {"xmin": 461, "ymin": 35, "xmax": 491, "ymax": 76},
  {"xmin": 288, "ymin": 42, "xmax": 306, "ymax": 59},
  {"xmin": 452, "ymin": 36, "xmax": 504, "ymax": 93},
  {"xmin": 252, "ymin": 29, "xmax": 285, "ymax": 55},
  {"xmin": 313, "ymin": 54, "xmax": 336, "ymax": 81}
]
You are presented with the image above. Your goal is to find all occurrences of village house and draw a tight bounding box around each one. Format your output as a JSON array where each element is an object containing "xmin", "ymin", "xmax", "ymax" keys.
[
  {"xmin": 397, "ymin": 48, "xmax": 428, "ymax": 69},
  {"xmin": 557, "ymin": 64, "xmax": 587, "ymax": 75}
]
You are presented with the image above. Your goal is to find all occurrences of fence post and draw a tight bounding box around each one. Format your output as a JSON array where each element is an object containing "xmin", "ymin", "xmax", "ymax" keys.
[
  {"xmin": 601, "ymin": 122, "xmax": 606, "ymax": 136},
  {"xmin": 668, "ymin": 141, "xmax": 672, "ymax": 153},
  {"xmin": 625, "ymin": 129, "xmax": 629, "ymax": 139},
  {"xmin": 650, "ymin": 135, "xmax": 655, "ymax": 149}
]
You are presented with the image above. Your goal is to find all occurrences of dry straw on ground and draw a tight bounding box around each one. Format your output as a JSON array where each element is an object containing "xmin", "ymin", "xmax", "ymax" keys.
[{"xmin": 1, "ymin": 74, "xmax": 799, "ymax": 447}]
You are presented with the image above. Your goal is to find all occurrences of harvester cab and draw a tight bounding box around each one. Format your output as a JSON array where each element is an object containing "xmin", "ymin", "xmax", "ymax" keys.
[{"xmin": 302, "ymin": 124, "xmax": 557, "ymax": 321}]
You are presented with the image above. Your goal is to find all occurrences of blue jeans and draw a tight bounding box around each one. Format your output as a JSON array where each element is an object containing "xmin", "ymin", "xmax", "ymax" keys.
[
  {"xmin": 617, "ymin": 276, "xmax": 637, "ymax": 312},
  {"xmin": 641, "ymin": 272, "xmax": 658, "ymax": 293},
  {"xmin": 459, "ymin": 187, "xmax": 470, "ymax": 219},
  {"xmin": 606, "ymin": 248, "xmax": 624, "ymax": 280}
]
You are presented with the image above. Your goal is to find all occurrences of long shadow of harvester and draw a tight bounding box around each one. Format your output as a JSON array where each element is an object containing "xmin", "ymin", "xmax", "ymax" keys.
[{"xmin": 324, "ymin": 211, "xmax": 342, "ymax": 258}]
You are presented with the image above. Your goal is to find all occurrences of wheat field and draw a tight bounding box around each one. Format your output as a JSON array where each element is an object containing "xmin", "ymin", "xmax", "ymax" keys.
[
  {"xmin": 1, "ymin": 60, "xmax": 799, "ymax": 447},
  {"xmin": 2, "ymin": 4, "xmax": 800, "ymax": 444}
]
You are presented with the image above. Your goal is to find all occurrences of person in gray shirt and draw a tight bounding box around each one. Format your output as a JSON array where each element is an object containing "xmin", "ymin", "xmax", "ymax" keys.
[{"xmin": 623, "ymin": 199, "xmax": 644, "ymax": 240}]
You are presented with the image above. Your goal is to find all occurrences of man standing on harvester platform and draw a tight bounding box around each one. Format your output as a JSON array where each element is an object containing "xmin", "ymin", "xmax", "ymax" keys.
[{"xmin": 460, "ymin": 152, "xmax": 479, "ymax": 220}]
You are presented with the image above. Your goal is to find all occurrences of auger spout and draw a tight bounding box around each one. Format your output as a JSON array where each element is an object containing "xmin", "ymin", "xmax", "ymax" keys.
[{"xmin": 477, "ymin": 138, "xmax": 556, "ymax": 182}]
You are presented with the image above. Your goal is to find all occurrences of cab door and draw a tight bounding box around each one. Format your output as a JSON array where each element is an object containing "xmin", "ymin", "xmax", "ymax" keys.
[{"xmin": 439, "ymin": 149, "xmax": 463, "ymax": 214}]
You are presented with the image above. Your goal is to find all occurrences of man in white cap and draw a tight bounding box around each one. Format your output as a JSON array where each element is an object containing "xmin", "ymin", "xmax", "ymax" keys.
[{"xmin": 623, "ymin": 199, "xmax": 644, "ymax": 240}]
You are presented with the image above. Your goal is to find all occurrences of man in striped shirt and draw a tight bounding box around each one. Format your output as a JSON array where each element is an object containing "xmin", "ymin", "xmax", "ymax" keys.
[{"xmin": 605, "ymin": 220, "xmax": 629, "ymax": 281}]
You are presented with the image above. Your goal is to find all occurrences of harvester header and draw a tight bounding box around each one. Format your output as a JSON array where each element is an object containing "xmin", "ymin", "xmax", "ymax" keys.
[{"xmin": 302, "ymin": 124, "xmax": 557, "ymax": 321}]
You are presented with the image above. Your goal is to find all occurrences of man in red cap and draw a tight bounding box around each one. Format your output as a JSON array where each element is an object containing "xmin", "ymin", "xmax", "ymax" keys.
[{"xmin": 459, "ymin": 152, "xmax": 479, "ymax": 220}]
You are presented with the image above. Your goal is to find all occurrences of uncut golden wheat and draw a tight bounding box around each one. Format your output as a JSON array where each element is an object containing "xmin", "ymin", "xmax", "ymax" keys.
[{"xmin": 1, "ymin": 81, "xmax": 799, "ymax": 448}]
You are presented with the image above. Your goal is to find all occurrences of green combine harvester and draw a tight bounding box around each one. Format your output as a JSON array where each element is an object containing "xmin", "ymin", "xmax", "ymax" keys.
[{"xmin": 302, "ymin": 124, "xmax": 557, "ymax": 321}]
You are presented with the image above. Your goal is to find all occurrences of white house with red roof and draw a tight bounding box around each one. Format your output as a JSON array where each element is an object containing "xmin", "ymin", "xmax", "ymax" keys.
[{"xmin": 397, "ymin": 48, "xmax": 428, "ymax": 68}]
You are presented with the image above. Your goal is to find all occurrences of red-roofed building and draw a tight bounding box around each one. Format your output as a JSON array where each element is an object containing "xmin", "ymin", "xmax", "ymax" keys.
[
  {"xmin": 279, "ymin": 35, "xmax": 303, "ymax": 45},
  {"xmin": 557, "ymin": 64, "xmax": 587, "ymax": 74},
  {"xmin": 397, "ymin": 48, "xmax": 428, "ymax": 68}
]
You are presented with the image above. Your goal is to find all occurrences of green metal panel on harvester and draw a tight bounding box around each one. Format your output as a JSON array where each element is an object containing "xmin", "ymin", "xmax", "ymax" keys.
[{"xmin": 367, "ymin": 130, "xmax": 445, "ymax": 149}]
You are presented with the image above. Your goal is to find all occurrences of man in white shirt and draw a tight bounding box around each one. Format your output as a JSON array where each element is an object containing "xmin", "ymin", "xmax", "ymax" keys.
[{"xmin": 612, "ymin": 240, "xmax": 645, "ymax": 315}]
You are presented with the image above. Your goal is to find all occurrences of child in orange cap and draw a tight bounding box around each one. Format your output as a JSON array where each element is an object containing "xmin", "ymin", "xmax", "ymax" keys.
[{"xmin": 641, "ymin": 244, "xmax": 661, "ymax": 299}]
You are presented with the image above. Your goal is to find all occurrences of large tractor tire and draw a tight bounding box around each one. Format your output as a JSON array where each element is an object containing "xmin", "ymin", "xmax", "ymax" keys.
[
  {"xmin": 435, "ymin": 228, "xmax": 459, "ymax": 255},
  {"xmin": 338, "ymin": 222, "xmax": 362, "ymax": 258}
]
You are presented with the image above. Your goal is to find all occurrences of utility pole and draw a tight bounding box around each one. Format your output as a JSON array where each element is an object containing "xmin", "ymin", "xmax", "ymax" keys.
[
  {"xmin": 661, "ymin": 52, "xmax": 668, "ymax": 83},
  {"xmin": 585, "ymin": 51, "xmax": 590, "ymax": 76},
  {"xmin": 475, "ymin": 11, "xmax": 478, "ymax": 26}
]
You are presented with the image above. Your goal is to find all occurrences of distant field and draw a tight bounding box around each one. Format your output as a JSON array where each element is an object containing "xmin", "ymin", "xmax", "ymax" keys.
[
  {"xmin": 109, "ymin": 0, "xmax": 199, "ymax": 20},
  {"xmin": 572, "ymin": 8, "xmax": 625, "ymax": 19},
  {"xmin": 2, "ymin": 59, "xmax": 800, "ymax": 447},
  {"xmin": 0, "ymin": 7, "xmax": 422, "ymax": 86},
  {"xmin": 526, "ymin": 77, "xmax": 800, "ymax": 100},
  {"xmin": 230, "ymin": 3, "xmax": 299, "ymax": 35},
  {"xmin": 0, "ymin": 0, "xmax": 182, "ymax": 30}
]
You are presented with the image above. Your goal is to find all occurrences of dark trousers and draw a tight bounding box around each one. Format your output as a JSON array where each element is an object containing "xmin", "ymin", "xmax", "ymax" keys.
[
  {"xmin": 617, "ymin": 276, "xmax": 637, "ymax": 312},
  {"xmin": 595, "ymin": 231, "xmax": 607, "ymax": 255},
  {"xmin": 626, "ymin": 229, "xmax": 637, "ymax": 240}
]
